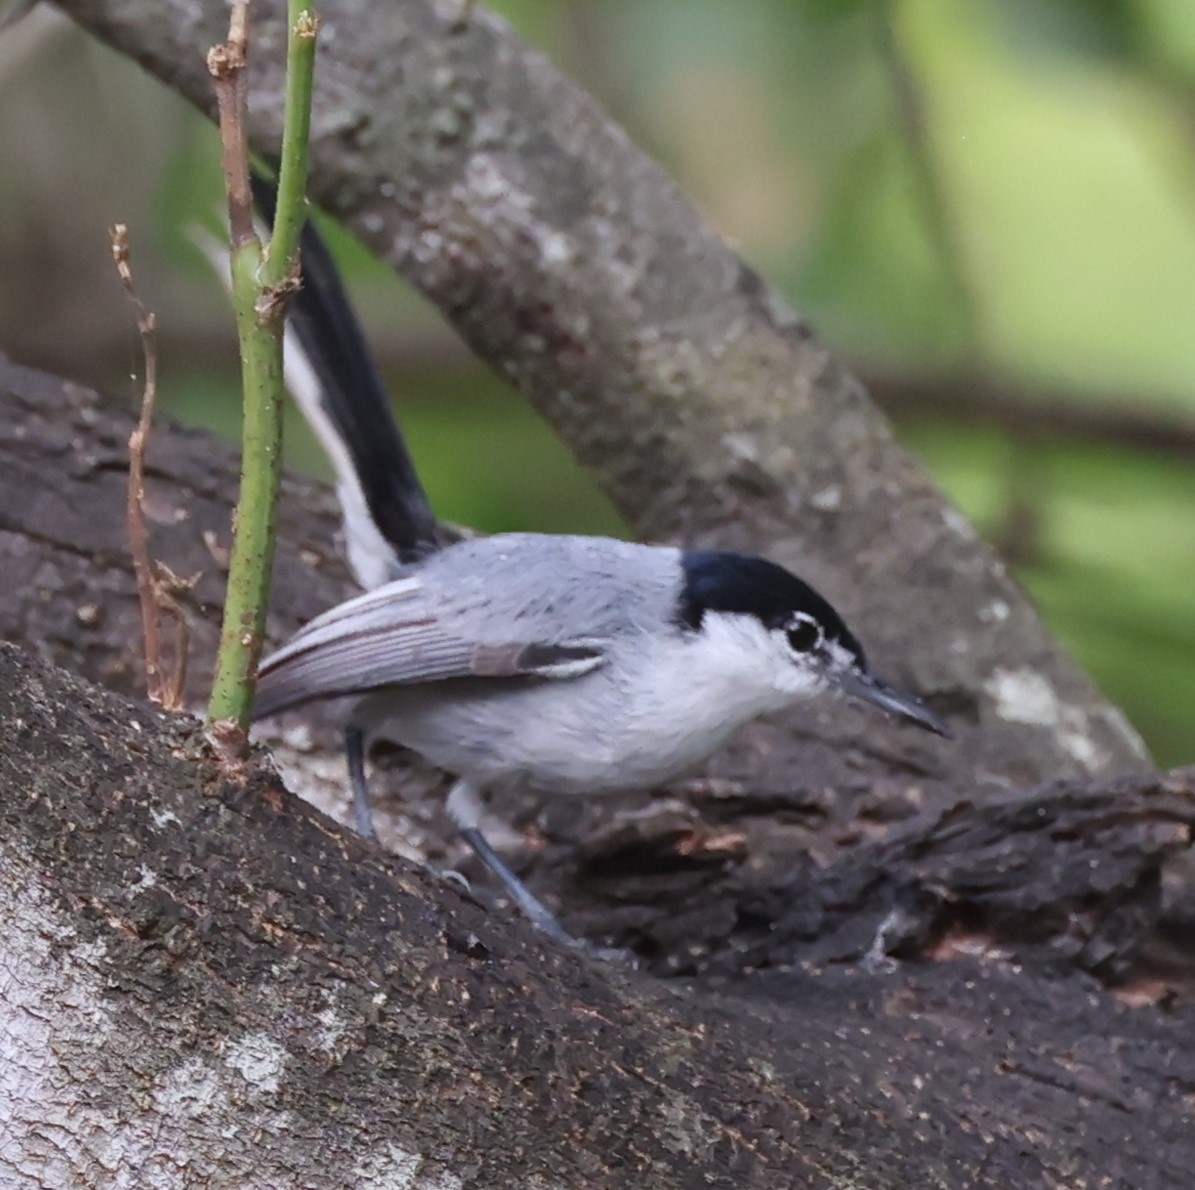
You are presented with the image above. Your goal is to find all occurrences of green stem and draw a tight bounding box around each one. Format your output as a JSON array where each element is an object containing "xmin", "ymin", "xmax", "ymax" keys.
[
  {"xmin": 207, "ymin": 242, "xmax": 286, "ymax": 728},
  {"xmin": 267, "ymin": 2, "xmax": 318, "ymax": 287},
  {"xmin": 206, "ymin": 3, "xmax": 318, "ymax": 735}
]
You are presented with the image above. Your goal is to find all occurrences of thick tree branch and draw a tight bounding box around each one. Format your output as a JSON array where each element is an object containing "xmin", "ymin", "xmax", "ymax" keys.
[
  {"xmin": 4, "ymin": 357, "xmax": 1195, "ymax": 974},
  {"xmin": 3, "ymin": 639, "xmax": 1194, "ymax": 1187},
  {"xmin": 50, "ymin": 0, "xmax": 1151, "ymax": 797}
]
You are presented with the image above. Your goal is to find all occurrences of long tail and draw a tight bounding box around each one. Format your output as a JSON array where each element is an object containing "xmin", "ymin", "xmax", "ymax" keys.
[{"xmin": 251, "ymin": 175, "xmax": 442, "ymax": 586}]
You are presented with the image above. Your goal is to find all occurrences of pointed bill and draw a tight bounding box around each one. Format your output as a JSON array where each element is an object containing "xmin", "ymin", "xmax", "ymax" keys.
[{"xmin": 835, "ymin": 669, "xmax": 951, "ymax": 738}]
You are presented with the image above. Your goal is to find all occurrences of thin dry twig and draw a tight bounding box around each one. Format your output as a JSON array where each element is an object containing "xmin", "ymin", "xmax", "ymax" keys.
[
  {"xmin": 156, "ymin": 563, "xmax": 198, "ymax": 709},
  {"xmin": 207, "ymin": 0, "xmax": 256, "ymax": 249},
  {"xmin": 109, "ymin": 223, "xmax": 190, "ymax": 710},
  {"xmin": 110, "ymin": 223, "xmax": 163, "ymax": 703}
]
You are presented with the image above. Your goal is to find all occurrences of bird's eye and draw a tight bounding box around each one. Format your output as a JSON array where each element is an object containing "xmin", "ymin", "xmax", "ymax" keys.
[{"xmin": 785, "ymin": 614, "xmax": 823, "ymax": 654}]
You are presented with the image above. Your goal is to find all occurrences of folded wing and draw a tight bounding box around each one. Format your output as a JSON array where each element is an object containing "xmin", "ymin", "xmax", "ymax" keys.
[{"xmin": 254, "ymin": 575, "xmax": 608, "ymax": 719}]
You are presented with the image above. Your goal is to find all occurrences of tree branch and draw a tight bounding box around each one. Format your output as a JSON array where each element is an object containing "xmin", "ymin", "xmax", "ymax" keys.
[
  {"xmin": 868, "ymin": 368, "xmax": 1195, "ymax": 461},
  {"xmin": 3, "ymin": 638, "xmax": 1194, "ymax": 1186}
]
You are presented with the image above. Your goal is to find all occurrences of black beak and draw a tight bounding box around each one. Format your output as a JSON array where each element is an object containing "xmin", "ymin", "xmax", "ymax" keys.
[{"xmin": 835, "ymin": 669, "xmax": 952, "ymax": 738}]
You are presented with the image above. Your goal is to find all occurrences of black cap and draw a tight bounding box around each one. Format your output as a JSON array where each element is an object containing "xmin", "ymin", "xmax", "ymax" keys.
[{"xmin": 678, "ymin": 550, "xmax": 865, "ymax": 666}]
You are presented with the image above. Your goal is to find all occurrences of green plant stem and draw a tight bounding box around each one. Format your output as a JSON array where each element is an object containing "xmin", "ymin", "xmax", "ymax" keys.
[
  {"xmin": 267, "ymin": 2, "xmax": 318, "ymax": 287},
  {"xmin": 206, "ymin": 2, "xmax": 318, "ymax": 735},
  {"xmin": 207, "ymin": 242, "xmax": 285, "ymax": 728}
]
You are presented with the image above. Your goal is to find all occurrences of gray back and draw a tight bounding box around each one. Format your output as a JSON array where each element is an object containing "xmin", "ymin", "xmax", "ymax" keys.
[
  {"xmin": 254, "ymin": 534, "xmax": 683, "ymax": 718},
  {"xmin": 411, "ymin": 533, "xmax": 682, "ymax": 643}
]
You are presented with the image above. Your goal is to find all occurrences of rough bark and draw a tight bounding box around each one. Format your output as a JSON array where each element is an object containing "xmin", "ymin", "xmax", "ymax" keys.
[
  {"xmin": 0, "ymin": 356, "xmax": 369, "ymax": 823},
  {"xmin": 0, "ymin": 358, "xmax": 348, "ymax": 705},
  {"xmin": 4, "ymin": 640, "xmax": 1195, "ymax": 1189},
  {"xmin": 50, "ymin": 0, "xmax": 1152, "ymax": 808}
]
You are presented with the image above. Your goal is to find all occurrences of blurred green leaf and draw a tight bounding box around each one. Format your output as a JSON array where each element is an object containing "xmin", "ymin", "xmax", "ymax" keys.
[{"xmin": 984, "ymin": 0, "xmax": 1142, "ymax": 62}]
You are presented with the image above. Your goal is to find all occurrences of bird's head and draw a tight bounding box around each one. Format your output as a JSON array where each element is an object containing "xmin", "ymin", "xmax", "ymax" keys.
[{"xmin": 678, "ymin": 550, "xmax": 949, "ymax": 736}]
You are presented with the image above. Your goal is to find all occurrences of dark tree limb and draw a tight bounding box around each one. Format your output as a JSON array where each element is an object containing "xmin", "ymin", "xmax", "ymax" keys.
[
  {"xmin": 867, "ymin": 367, "xmax": 1195, "ymax": 461},
  {"xmin": 49, "ymin": 0, "xmax": 1153, "ymax": 801},
  {"xmin": 4, "ymin": 639, "xmax": 1195, "ymax": 1188},
  {"xmin": 558, "ymin": 772, "xmax": 1195, "ymax": 983}
]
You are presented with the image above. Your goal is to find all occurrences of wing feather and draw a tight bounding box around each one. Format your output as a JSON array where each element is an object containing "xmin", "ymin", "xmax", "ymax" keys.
[{"xmin": 254, "ymin": 574, "xmax": 607, "ymax": 719}]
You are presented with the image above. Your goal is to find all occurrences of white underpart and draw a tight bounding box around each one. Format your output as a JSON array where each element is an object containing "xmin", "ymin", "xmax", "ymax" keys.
[
  {"xmin": 347, "ymin": 607, "xmax": 825, "ymax": 801},
  {"xmin": 563, "ymin": 610, "xmax": 823, "ymax": 788}
]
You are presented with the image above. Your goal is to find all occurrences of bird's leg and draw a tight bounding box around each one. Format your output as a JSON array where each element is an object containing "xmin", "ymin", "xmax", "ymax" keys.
[
  {"xmin": 447, "ymin": 779, "xmax": 574, "ymax": 945},
  {"xmin": 344, "ymin": 746, "xmax": 565, "ymax": 941},
  {"xmin": 457, "ymin": 827, "xmax": 578, "ymax": 946},
  {"xmin": 345, "ymin": 725, "xmax": 378, "ymax": 840}
]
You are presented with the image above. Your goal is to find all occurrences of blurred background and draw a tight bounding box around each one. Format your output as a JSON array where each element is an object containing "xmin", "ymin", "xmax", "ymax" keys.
[{"xmin": 0, "ymin": 0, "xmax": 1191, "ymax": 764}]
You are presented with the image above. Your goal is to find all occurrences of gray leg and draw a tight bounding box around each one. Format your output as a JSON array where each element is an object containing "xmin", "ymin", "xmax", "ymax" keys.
[
  {"xmin": 345, "ymin": 726, "xmax": 377, "ymax": 840},
  {"xmin": 458, "ymin": 826, "xmax": 575, "ymax": 946},
  {"xmin": 346, "ymin": 754, "xmax": 582, "ymax": 945},
  {"xmin": 457, "ymin": 828, "xmax": 631, "ymax": 963},
  {"xmin": 445, "ymin": 778, "xmax": 573, "ymax": 944}
]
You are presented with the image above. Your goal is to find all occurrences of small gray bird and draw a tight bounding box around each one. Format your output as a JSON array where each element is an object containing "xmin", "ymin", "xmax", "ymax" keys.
[{"xmin": 251, "ymin": 185, "xmax": 948, "ymax": 943}]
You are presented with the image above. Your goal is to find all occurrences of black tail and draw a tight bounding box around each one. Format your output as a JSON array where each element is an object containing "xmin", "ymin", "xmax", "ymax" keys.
[{"xmin": 251, "ymin": 175, "xmax": 441, "ymax": 569}]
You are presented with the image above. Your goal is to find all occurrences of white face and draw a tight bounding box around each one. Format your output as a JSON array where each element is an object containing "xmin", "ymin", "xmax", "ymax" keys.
[
  {"xmin": 691, "ymin": 609, "xmax": 852, "ymax": 710},
  {"xmin": 672, "ymin": 607, "xmax": 947, "ymax": 743}
]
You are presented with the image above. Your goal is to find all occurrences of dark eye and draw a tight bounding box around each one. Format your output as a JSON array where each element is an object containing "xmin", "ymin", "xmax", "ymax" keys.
[{"xmin": 785, "ymin": 614, "xmax": 823, "ymax": 654}]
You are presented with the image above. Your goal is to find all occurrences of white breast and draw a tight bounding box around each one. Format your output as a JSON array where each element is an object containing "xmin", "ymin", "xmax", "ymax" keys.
[{"xmin": 359, "ymin": 611, "xmax": 824, "ymax": 796}]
